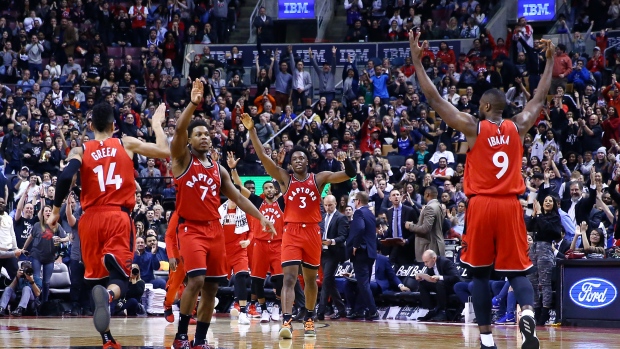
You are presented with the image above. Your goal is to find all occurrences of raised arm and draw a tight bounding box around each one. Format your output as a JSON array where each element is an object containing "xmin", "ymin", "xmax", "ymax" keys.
[
  {"xmin": 409, "ymin": 31, "xmax": 477, "ymax": 139},
  {"xmin": 66, "ymin": 194, "xmax": 77, "ymax": 228},
  {"xmin": 226, "ymin": 151, "xmax": 251, "ymax": 198},
  {"xmin": 170, "ymin": 79, "xmax": 203, "ymax": 174},
  {"xmin": 219, "ymin": 165, "xmax": 275, "ymax": 237},
  {"xmin": 240, "ymin": 113, "xmax": 289, "ymax": 186},
  {"xmin": 15, "ymin": 181, "xmax": 32, "ymax": 221},
  {"xmin": 513, "ymin": 39, "xmax": 555, "ymax": 137},
  {"xmin": 123, "ymin": 103, "xmax": 170, "ymax": 159},
  {"xmin": 316, "ymin": 151, "xmax": 356, "ymax": 189}
]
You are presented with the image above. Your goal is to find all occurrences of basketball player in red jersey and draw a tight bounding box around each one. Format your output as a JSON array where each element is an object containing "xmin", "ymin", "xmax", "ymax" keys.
[
  {"xmin": 410, "ymin": 32, "xmax": 555, "ymax": 349},
  {"xmin": 47, "ymin": 103, "xmax": 170, "ymax": 349},
  {"xmin": 227, "ymin": 153, "xmax": 285, "ymax": 324},
  {"xmin": 241, "ymin": 113, "xmax": 357, "ymax": 340},
  {"xmin": 219, "ymin": 198, "xmax": 252, "ymax": 325},
  {"xmin": 170, "ymin": 80, "xmax": 275, "ymax": 349}
]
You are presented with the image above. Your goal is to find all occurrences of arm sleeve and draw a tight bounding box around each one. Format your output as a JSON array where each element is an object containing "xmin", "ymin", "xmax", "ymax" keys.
[{"xmin": 53, "ymin": 159, "xmax": 81, "ymax": 209}]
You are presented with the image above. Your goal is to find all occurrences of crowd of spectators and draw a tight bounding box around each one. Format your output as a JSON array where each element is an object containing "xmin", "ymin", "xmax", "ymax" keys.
[{"xmin": 0, "ymin": 0, "xmax": 619, "ymax": 323}]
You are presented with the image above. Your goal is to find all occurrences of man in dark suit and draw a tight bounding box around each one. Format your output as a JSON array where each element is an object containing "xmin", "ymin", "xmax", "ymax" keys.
[
  {"xmin": 345, "ymin": 249, "xmax": 411, "ymax": 312},
  {"xmin": 253, "ymin": 6, "xmax": 274, "ymax": 43},
  {"xmin": 552, "ymin": 230, "xmax": 572, "ymax": 260},
  {"xmin": 416, "ymin": 250, "xmax": 461, "ymax": 322},
  {"xmin": 318, "ymin": 149, "xmax": 340, "ymax": 173},
  {"xmin": 317, "ymin": 195, "xmax": 348, "ymax": 320},
  {"xmin": 346, "ymin": 192, "xmax": 379, "ymax": 320},
  {"xmin": 383, "ymin": 188, "xmax": 418, "ymax": 266}
]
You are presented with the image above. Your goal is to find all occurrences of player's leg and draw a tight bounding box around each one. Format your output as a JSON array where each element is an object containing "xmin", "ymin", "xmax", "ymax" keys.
[
  {"xmin": 469, "ymin": 266, "xmax": 496, "ymax": 348},
  {"xmin": 164, "ymin": 258, "xmax": 186, "ymax": 323},
  {"xmin": 192, "ymin": 280, "xmax": 219, "ymax": 347},
  {"xmin": 233, "ymin": 270, "xmax": 251, "ymax": 325},
  {"xmin": 270, "ymin": 274, "xmax": 283, "ymax": 321},
  {"xmin": 174, "ymin": 274, "xmax": 204, "ymax": 347},
  {"xmin": 495, "ymin": 197, "xmax": 538, "ymax": 349},
  {"xmin": 279, "ymin": 264, "xmax": 299, "ymax": 338},
  {"xmin": 301, "ymin": 266, "xmax": 319, "ymax": 337}
]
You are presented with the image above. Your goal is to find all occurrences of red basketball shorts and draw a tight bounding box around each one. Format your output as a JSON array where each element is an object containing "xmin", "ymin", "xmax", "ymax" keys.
[
  {"xmin": 251, "ymin": 239, "xmax": 283, "ymax": 278},
  {"xmin": 177, "ymin": 219, "xmax": 228, "ymax": 279},
  {"xmin": 281, "ymin": 223, "xmax": 321, "ymax": 269},
  {"xmin": 225, "ymin": 243, "xmax": 249, "ymax": 275},
  {"xmin": 79, "ymin": 207, "xmax": 134, "ymax": 280},
  {"xmin": 460, "ymin": 195, "xmax": 533, "ymax": 274}
]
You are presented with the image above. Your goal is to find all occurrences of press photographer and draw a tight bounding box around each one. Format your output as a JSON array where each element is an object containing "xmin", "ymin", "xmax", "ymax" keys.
[{"xmin": 0, "ymin": 260, "xmax": 42, "ymax": 316}]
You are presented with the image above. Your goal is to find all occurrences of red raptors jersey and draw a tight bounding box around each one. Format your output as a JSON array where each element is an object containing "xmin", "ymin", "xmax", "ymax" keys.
[
  {"xmin": 464, "ymin": 119, "xmax": 525, "ymax": 196},
  {"xmin": 175, "ymin": 154, "xmax": 221, "ymax": 221},
  {"xmin": 256, "ymin": 199, "xmax": 284, "ymax": 240},
  {"xmin": 284, "ymin": 173, "xmax": 322, "ymax": 223},
  {"xmin": 81, "ymin": 138, "xmax": 136, "ymax": 211}
]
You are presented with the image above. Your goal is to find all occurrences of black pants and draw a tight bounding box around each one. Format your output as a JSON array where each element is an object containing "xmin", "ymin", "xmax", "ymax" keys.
[
  {"xmin": 350, "ymin": 251, "xmax": 376, "ymax": 314},
  {"xmin": 318, "ymin": 253, "xmax": 345, "ymax": 314},
  {"xmin": 69, "ymin": 259, "xmax": 90, "ymax": 309},
  {"xmin": 419, "ymin": 280, "xmax": 454, "ymax": 311},
  {"xmin": 0, "ymin": 256, "xmax": 18, "ymax": 280}
]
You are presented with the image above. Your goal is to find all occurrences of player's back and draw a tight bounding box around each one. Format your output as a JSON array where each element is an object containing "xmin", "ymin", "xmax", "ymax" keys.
[
  {"xmin": 283, "ymin": 173, "xmax": 322, "ymax": 224},
  {"xmin": 464, "ymin": 119, "xmax": 525, "ymax": 196},
  {"xmin": 81, "ymin": 138, "xmax": 136, "ymax": 211},
  {"xmin": 175, "ymin": 153, "xmax": 221, "ymax": 221}
]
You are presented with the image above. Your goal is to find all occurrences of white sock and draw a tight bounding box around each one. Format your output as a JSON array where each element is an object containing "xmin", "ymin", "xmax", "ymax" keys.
[
  {"xmin": 522, "ymin": 309, "xmax": 535, "ymax": 319},
  {"xmin": 480, "ymin": 333, "xmax": 495, "ymax": 347}
]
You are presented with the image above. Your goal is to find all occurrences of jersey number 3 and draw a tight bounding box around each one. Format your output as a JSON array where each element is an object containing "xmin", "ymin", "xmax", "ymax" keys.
[
  {"xmin": 493, "ymin": 151, "xmax": 509, "ymax": 179},
  {"xmin": 93, "ymin": 163, "xmax": 123, "ymax": 192}
]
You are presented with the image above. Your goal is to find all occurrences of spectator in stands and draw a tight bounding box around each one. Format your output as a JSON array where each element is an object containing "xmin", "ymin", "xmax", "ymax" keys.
[
  {"xmin": 133, "ymin": 236, "xmax": 166, "ymax": 289},
  {"xmin": 273, "ymin": 48, "xmax": 292, "ymax": 109},
  {"xmin": 571, "ymin": 221, "xmax": 606, "ymax": 258},
  {"xmin": 22, "ymin": 204, "xmax": 68, "ymax": 303},
  {"xmin": 568, "ymin": 60, "xmax": 592, "ymax": 94},
  {"xmin": 0, "ymin": 259, "xmax": 41, "ymax": 317},
  {"xmin": 550, "ymin": 44, "xmax": 572, "ymax": 94},
  {"xmin": 289, "ymin": 46, "xmax": 312, "ymax": 112},
  {"xmin": 253, "ymin": 6, "xmax": 274, "ymax": 43},
  {"xmin": 383, "ymin": 188, "xmax": 418, "ymax": 265},
  {"xmin": 421, "ymin": 18, "xmax": 442, "ymax": 40},
  {"xmin": 345, "ymin": 19, "xmax": 367, "ymax": 42},
  {"xmin": 310, "ymin": 47, "xmax": 337, "ymax": 105}
]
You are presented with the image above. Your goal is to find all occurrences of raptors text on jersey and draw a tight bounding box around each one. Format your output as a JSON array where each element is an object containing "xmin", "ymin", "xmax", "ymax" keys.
[{"xmin": 283, "ymin": 173, "xmax": 322, "ymax": 223}]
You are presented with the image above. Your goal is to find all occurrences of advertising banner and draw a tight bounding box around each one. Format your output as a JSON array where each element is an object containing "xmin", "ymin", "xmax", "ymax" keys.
[
  {"xmin": 278, "ymin": 0, "xmax": 315, "ymax": 20},
  {"xmin": 517, "ymin": 0, "xmax": 556, "ymax": 22},
  {"xmin": 561, "ymin": 261, "xmax": 620, "ymax": 322}
]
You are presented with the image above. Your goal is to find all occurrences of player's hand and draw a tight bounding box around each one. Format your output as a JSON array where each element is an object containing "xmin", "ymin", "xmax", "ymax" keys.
[
  {"xmin": 260, "ymin": 216, "xmax": 276, "ymax": 237},
  {"xmin": 152, "ymin": 103, "xmax": 166, "ymax": 126},
  {"xmin": 226, "ymin": 151, "xmax": 239, "ymax": 169},
  {"xmin": 169, "ymin": 257, "xmax": 177, "ymax": 272},
  {"xmin": 408, "ymin": 31, "xmax": 424, "ymax": 61},
  {"xmin": 240, "ymin": 113, "xmax": 254, "ymax": 131},
  {"xmin": 47, "ymin": 207, "xmax": 61, "ymax": 227},
  {"xmin": 190, "ymin": 78, "xmax": 204, "ymax": 105},
  {"xmin": 336, "ymin": 151, "xmax": 347, "ymax": 162},
  {"xmin": 240, "ymin": 240, "xmax": 250, "ymax": 249},
  {"xmin": 540, "ymin": 39, "xmax": 555, "ymax": 59}
]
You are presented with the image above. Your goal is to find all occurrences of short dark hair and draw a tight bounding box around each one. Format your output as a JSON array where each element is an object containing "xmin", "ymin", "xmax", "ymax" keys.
[
  {"xmin": 480, "ymin": 88, "xmax": 507, "ymax": 112},
  {"xmin": 187, "ymin": 119, "xmax": 209, "ymax": 137},
  {"xmin": 424, "ymin": 185, "xmax": 438, "ymax": 198},
  {"xmin": 291, "ymin": 145, "xmax": 310, "ymax": 160},
  {"xmin": 244, "ymin": 180, "xmax": 255, "ymax": 187},
  {"xmin": 91, "ymin": 103, "xmax": 115, "ymax": 132}
]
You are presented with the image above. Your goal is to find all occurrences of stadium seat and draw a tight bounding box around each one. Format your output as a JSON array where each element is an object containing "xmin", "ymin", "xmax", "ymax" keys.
[
  {"xmin": 107, "ymin": 46, "xmax": 123, "ymax": 58},
  {"xmin": 387, "ymin": 154, "xmax": 406, "ymax": 169},
  {"xmin": 49, "ymin": 263, "xmax": 71, "ymax": 294}
]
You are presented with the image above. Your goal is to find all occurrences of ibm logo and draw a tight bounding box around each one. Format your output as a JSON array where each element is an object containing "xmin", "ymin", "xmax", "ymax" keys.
[
  {"xmin": 522, "ymin": 3, "xmax": 551, "ymax": 16},
  {"xmin": 283, "ymin": 2, "xmax": 310, "ymax": 14}
]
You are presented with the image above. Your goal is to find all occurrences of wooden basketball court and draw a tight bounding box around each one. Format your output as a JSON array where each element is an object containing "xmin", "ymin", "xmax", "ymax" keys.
[{"xmin": 0, "ymin": 315, "xmax": 615, "ymax": 348}]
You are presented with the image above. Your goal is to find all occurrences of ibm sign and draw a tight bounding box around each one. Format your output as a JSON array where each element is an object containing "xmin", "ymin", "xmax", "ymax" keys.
[
  {"xmin": 278, "ymin": 0, "xmax": 315, "ymax": 20},
  {"xmin": 517, "ymin": 0, "xmax": 555, "ymax": 21}
]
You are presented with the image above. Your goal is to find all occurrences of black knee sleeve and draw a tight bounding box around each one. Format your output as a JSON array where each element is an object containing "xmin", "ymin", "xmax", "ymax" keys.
[
  {"xmin": 271, "ymin": 275, "xmax": 284, "ymax": 297},
  {"xmin": 471, "ymin": 275, "xmax": 493, "ymax": 326},
  {"xmin": 508, "ymin": 275, "xmax": 535, "ymax": 308},
  {"xmin": 252, "ymin": 277, "xmax": 265, "ymax": 299},
  {"xmin": 234, "ymin": 272, "xmax": 249, "ymax": 301},
  {"xmin": 104, "ymin": 254, "xmax": 129, "ymax": 299}
]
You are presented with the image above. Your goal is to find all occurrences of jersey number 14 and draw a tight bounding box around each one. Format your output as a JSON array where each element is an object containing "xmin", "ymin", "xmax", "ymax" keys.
[{"xmin": 93, "ymin": 163, "xmax": 123, "ymax": 192}]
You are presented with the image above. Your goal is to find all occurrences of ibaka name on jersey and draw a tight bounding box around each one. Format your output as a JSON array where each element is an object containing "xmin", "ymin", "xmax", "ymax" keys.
[
  {"xmin": 261, "ymin": 206, "xmax": 282, "ymax": 223},
  {"xmin": 90, "ymin": 147, "xmax": 118, "ymax": 160},
  {"xmin": 287, "ymin": 186, "xmax": 318, "ymax": 205},
  {"xmin": 487, "ymin": 135, "xmax": 510, "ymax": 147},
  {"xmin": 184, "ymin": 172, "xmax": 217, "ymax": 196}
]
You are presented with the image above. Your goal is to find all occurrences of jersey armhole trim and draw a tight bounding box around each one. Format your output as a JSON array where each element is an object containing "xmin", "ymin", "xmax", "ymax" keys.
[
  {"xmin": 174, "ymin": 154, "xmax": 193, "ymax": 180},
  {"xmin": 512, "ymin": 120, "xmax": 520, "ymax": 134},
  {"xmin": 476, "ymin": 121, "xmax": 481, "ymax": 135}
]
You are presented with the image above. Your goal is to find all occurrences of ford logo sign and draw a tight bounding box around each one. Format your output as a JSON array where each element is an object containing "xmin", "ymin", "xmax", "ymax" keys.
[{"xmin": 569, "ymin": 278, "xmax": 618, "ymax": 309}]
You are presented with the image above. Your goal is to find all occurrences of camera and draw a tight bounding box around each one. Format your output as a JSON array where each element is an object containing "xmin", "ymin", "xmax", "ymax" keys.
[
  {"xmin": 131, "ymin": 267, "xmax": 140, "ymax": 276},
  {"xmin": 21, "ymin": 266, "xmax": 34, "ymax": 278}
]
